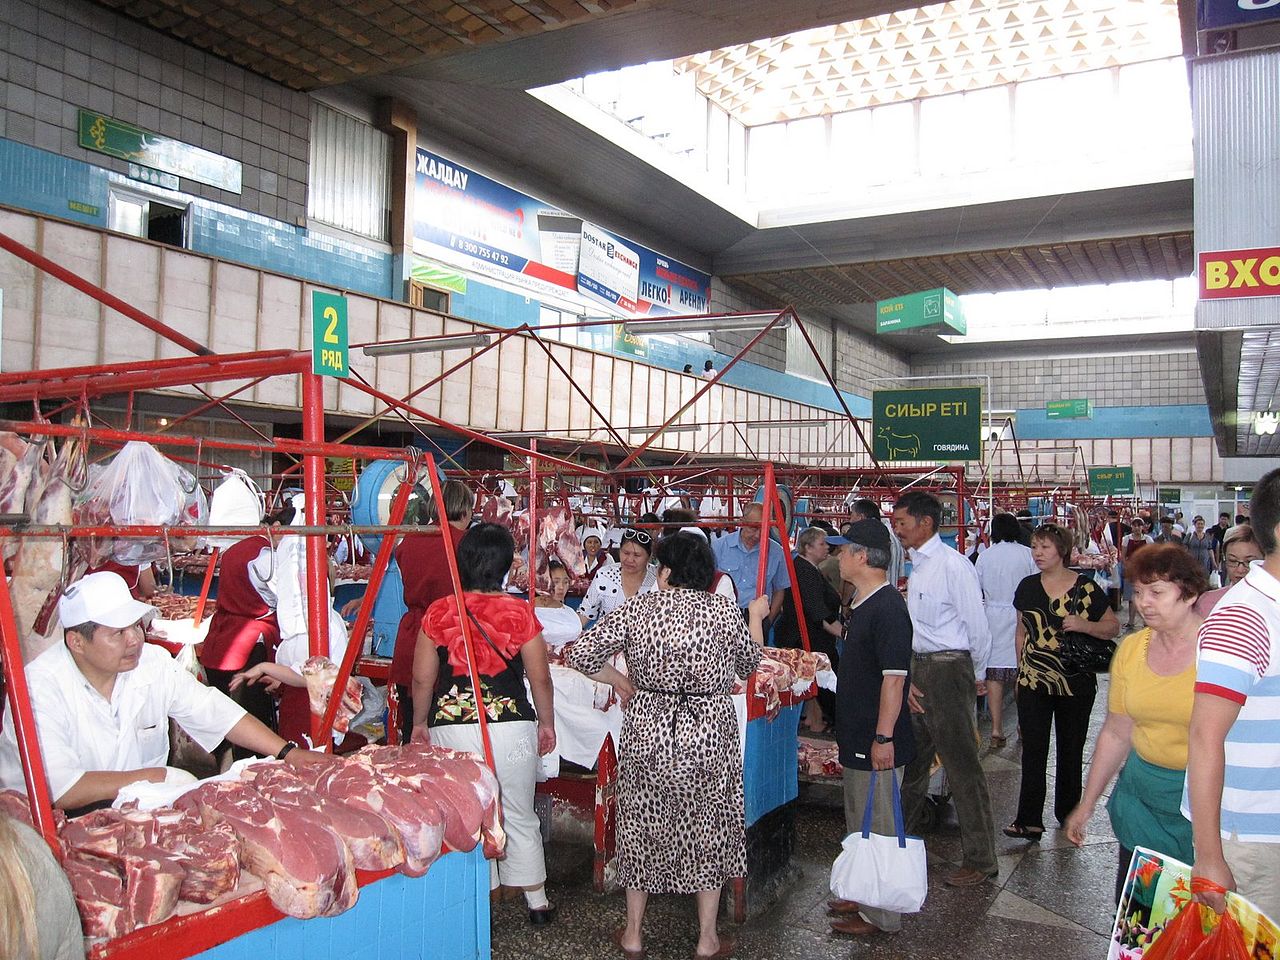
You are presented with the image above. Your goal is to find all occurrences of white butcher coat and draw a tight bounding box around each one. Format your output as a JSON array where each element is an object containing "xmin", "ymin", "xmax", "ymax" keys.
[{"xmin": 975, "ymin": 541, "xmax": 1039, "ymax": 672}]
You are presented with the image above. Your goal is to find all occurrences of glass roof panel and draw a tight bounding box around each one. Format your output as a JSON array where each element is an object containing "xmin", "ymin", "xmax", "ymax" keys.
[{"xmin": 675, "ymin": 0, "xmax": 1182, "ymax": 125}]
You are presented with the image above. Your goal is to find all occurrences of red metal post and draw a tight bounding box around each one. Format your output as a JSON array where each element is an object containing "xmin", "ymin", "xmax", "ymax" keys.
[
  {"xmin": 301, "ymin": 371, "xmax": 331, "ymax": 745},
  {"xmin": 755, "ymin": 464, "xmax": 775, "ymax": 599},
  {"xmin": 0, "ymin": 575, "xmax": 59, "ymax": 848},
  {"xmin": 192, "ymin": 547, "xmax": 219, "ymax": 628},
  {"xmin": 316, "ymin": 477, "xmax": 413, "ymax": 748},
  {"xmin": 771, "ymin": 485, "xmax": 812, "ymax": 653},
  {"xmin": 422, "ymin": 455, "xmax": 498, "ymax": 774},
  {"xmin": 527, "ymin": 439, "xmax": 538, "ymax": 611},
  {"xmin": 0, "ymin": 228, "xmax": 213, "ymax": 356}
]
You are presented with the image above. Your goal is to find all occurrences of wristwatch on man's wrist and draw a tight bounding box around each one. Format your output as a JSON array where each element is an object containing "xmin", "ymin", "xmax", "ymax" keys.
[
  {"xmin": 276, "ymin": 740, "xmax": 299, "ymax": 761},
  {"xmin": 873, "ymin": 734, "xmax": 894, "ymax": 744}
]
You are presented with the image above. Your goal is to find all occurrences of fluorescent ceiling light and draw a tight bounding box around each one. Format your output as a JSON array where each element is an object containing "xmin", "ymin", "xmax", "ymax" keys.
[
  {"xmin": 1255, "ymin": 411, "xmax": 1279, "ymax": 436},
  {"xmin": 627, "ymin": 424, "xmax": 703, "ymax": 435},
  {"xmin": 622, "ymin": 313, "xmax": 788, "ymax": 336},
  {"xmin": 362, "ymin": 333, "xmax": 494, "ymax": 356},
  {"xmin": 742, "ymin": 419, "xmax": 830, "ymax": 430}
]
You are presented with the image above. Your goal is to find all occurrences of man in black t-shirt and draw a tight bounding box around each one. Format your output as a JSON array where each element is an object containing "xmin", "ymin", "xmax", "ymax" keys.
[{"xmin": 828, "ymin": 519, "xmax": 916, "ymax": 938}]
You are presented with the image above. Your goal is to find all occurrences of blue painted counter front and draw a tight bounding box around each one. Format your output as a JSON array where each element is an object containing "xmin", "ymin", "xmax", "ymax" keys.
[
  {"xmin": 743, "ymin": 703, "xmax": 802, "ymax": 827},
  {"xmin": 193, "ymin": 847, "xmax": 490, "ymax": 960}
]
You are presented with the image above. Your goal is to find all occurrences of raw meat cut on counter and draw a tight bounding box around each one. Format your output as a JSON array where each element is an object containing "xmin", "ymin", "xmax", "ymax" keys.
[
  {"xmin": 247, "ymin": 765, "xmax": 404, "ymax": 871},
  {"xmin": 740, "ymin": 647, "xmax": 832, "ymax": 719},
  {"xmin": 292, "ymin": 758, "xmax": 444, "ymax": 877},
  {"xmin": 55, "ymin": 804, "xmax": 242, "ymax": 935},
  {"xmin": 149, "ymin": 592, "xmax": 216, "ymax": 621},
  {"xmin": 177, "ymin": 779, "xmax": 358, "ymax": 919},
  {"xmin": 63, "ymin": 857, "xmax": 127, "ymax": 940},
  {"xmin": 61, "ymin": 809, "xmax": 133, "ymax": 860},
  {"xmin": 356, "ymin": 743, "xmax": 506, "ymax": 858},
  {"xmin": 300, "ymin": 656, "xmax": 362, "ymax": 733},
  {"xmin": 118, "ymin": 845, "xmax": 185, "ymax": 928},
  {"xmin": 165, "ymin": 822, "xmax": 242, "ymax": 904}
]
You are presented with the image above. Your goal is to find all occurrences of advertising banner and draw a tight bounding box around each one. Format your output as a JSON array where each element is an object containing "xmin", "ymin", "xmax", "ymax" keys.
[
  {"xmin": 412, "ymin": 149, "xmax": 710, "ymax": 318},
  {"xmin": 579, "ymin": 222, "xmax": 641, "ymax": 313},
  {"xmin": 1197, "ymin": 0, "xmax": 1280, "ymax": 31},
  {"xmin": 871, "ymin": 387, "xmax": 982, "ymax": 461},
  {"xmin": 1198, "ymin": 246, "xmax": 1280, "ymax": 300}
]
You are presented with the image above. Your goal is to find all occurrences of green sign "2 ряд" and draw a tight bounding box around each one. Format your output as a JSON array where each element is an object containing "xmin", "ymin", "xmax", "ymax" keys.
[{"xmin": 872, "ymin": 387, "xmax": 982, "ymax": 462}]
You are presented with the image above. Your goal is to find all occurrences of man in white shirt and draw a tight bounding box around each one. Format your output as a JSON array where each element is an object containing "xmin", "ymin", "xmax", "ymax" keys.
[
  {"xmin": 0, "ymin": 572, "xmax": 327, "ymax": 812},
  {"xmin": 892, "ymin": 491, "xmax": 999, "ymax": 887}
]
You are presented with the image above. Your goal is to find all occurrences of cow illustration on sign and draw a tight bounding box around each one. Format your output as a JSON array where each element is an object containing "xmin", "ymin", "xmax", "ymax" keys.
[{"xmin": 878, "ymin": 426, "xmax": 921, "ymax": 459}]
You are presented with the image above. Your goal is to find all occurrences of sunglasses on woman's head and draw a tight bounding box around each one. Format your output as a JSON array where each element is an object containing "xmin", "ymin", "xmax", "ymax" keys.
[{"xmin": 622, "ymin": 529, "xmax": 652, "ymax": 546}]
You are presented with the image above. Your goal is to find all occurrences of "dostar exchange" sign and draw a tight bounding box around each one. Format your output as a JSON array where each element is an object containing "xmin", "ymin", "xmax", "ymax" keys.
[{"xmin": 872, "ymin": 387, "xmax": 982, "ymax": 462}]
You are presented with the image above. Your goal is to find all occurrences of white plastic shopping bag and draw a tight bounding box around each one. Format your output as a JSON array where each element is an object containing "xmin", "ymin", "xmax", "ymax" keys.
[{"xmin": 829, "ymin": 770, "xmax": 928, "ymax": 914}]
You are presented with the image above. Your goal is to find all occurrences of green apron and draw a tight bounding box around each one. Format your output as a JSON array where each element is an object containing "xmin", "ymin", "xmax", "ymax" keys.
[{"xmin": 1107, "ymin": 749, "xmax": 1193, "ymax": 863}]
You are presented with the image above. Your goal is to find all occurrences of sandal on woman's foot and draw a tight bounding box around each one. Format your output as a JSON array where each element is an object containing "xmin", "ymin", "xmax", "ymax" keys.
[
  {"xmin": 990, "ymin": 735, "xmax": 1007, "ymax": 748},
  {"xmin": 612, "ymin": 927, "xmax": 645, "ymax": 960},
  {"xmin": 1002, "ymin": 822, "xmax": 1044, "ymax": 841}
]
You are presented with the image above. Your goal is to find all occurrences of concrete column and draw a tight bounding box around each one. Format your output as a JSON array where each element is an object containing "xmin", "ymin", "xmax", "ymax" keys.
[{"xmin": 377, "ymin": 98, "xmax": 418, "ymax": 303}]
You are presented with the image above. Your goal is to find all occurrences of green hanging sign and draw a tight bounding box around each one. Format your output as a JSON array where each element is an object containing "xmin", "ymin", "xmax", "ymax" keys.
[
  {"xmin": 872, "ymin": 387, "xmax": 982, "ymax": 461},
  {"xmin": 1088, "ymin": 467, "xmax": 1135, "ymax": 496},
  {"xmin": 311, "ymin": 292, "xmax": 349, "ymax": 378}
]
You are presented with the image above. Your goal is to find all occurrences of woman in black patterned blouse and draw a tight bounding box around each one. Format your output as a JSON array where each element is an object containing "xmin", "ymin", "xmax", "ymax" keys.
[{"xmin": 1005, "ymin": 522, "xmax": 1119, "ymax": 841}]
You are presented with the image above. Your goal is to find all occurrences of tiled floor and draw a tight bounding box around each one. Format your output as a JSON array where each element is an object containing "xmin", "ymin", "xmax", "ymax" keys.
[{"xmin": 493, "ymin": 683, "xmax": 1121, "ymax": 960}]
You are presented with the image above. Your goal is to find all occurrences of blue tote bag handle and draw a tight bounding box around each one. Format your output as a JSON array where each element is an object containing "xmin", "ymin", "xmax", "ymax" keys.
[{"xmin": 860, "ymin": 770, "xmax": 909, "ymax": 848}]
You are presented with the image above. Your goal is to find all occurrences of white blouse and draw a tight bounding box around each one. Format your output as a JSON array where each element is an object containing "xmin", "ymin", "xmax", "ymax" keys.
[
  {"xmin": 536, "ymin": 603, "xmax": 583, "ymax": 651},
  {"xmin": 577, "ymin": 563, "xmax": 658, "ymax": 623}
]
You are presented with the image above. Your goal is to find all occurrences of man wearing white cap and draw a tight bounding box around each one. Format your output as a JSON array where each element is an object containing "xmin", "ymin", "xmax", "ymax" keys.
[{"xmin": 0, "ymin": 572, "xmax": 327, "ymax": 812}]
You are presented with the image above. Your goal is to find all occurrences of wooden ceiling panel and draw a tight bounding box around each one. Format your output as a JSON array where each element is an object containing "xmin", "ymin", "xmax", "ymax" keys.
[
  {"xmin": 723, "ymin": 231, "xmax": 1195, "ymax": 309},
  {"xmin": 90, "ymin": 0, "xmax": 639, "ymax": 89}
]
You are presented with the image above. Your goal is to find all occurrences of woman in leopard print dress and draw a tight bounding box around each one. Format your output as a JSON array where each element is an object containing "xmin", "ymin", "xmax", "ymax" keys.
[{"xmin": 568, "ymin": 532, "xmax": 766, "ymax": 960}]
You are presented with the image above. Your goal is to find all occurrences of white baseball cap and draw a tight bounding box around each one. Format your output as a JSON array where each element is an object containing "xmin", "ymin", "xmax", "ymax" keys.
[{"xmin": 59, "ymin": 572, "xmax": 156, "ymax": 630}]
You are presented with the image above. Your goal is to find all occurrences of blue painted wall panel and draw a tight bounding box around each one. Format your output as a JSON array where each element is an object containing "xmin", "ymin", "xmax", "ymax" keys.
[
  {"xmin": 1016, "ymin": 404, "xmax": 1214, "ymax": 439},
  {"xmin": 744, "ymin": 703, "xmax": 802, "ymax": 826},
  {"xmin": 193, "ymin": 847, "xmax": 489, "ymax": 960},
  {"xmin": 0, "ymin": 137, "xmax": 393, "ymax": 299}
]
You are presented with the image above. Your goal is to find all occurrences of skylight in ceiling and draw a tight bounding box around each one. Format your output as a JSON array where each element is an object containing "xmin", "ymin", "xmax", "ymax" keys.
[{"xmin": 676, "ymin": 0, "xmax": 1183, "ymax": 125}]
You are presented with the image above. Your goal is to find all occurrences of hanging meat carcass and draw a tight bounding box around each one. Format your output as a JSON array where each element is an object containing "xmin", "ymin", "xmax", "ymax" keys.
[{"xmin": 11, "ymin": 432, "xmax": 86, "ymax": 661}]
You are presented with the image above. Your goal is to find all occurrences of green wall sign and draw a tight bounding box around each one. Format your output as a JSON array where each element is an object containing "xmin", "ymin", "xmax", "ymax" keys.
[
  {"xmin": 78, "ymin": 109, "xmax": 243, "ymax": 193},
  {"xmin": 872, "ymin": 387, "xmax": 982, "ymax": 461},
  {"xmin": 613, "ymin": 324, "xmax": 647, "ymax": 358},
  {"xmin": 1088, "ymin": 466, "xmax": 1135, "ymax": 496},
  {"xmin": 311, "ymin": 292, "xmax": 349, "ymax": 378},
  {"xmin": 875, "ymin": 288, "xmax": 966, "ymax": 335},
  {"xmin": 1159, "ymin": 487, "xmax": 1182, "ymax": 503},
  {"xmin": 1046, "ymin": 398, "xmax": 1092, "ymax": 419}
]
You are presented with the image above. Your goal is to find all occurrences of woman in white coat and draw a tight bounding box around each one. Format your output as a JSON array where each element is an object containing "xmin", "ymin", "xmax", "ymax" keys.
[{"xmin": 975, "ymin": 513, "xmax": 1038, "ymax": 746}]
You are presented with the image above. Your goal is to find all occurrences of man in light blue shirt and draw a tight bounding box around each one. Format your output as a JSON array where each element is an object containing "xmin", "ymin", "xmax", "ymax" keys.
[{"xmin": 712, "ymin": 502, "xmax": 788, "ymax": 623}]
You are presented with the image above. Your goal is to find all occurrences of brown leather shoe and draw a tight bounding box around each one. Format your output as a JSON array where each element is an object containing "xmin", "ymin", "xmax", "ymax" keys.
[
  {"xmin": 945, "ymin": 866, "xmax": 999, "ymax": 887},
  {"xmin": 826, "ymin": 898, "xmax": 861, "ymax": 916},
  {"xmin": 830, "ymin": 914, "xmax": 892, "ymax": 936}
]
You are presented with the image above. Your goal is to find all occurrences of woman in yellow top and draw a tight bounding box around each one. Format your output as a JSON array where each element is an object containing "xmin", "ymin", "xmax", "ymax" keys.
[{"xmin": 1062, "ymin": 544, "xmax": 1207, "ymax": 900}]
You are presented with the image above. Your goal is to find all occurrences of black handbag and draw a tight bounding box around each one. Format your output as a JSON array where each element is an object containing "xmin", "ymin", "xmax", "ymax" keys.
[{"xmin": 1056, "ymin": 584, "xmax": 1116, "ymax": 674}]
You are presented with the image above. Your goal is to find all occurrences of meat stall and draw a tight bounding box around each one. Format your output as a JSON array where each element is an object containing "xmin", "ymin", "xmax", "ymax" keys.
[{"xmin": 0, "ymin": 255, "xmax": 575, "ymax": 959}]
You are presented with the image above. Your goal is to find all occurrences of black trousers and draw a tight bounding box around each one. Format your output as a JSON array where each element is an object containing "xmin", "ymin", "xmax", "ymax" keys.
[
  {"xmin": 205, "ymin": 641, "xmax": 275, "ymax": 761},
  {"xmin": 1014, "ymin": 683, "xmax": 1096, "ymax": 828}
]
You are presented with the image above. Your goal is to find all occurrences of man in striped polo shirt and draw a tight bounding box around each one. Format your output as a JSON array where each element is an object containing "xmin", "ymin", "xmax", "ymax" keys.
[{"xmin": 1187, "ymin": 468, "xmax": 1280, "ymax": 920}]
